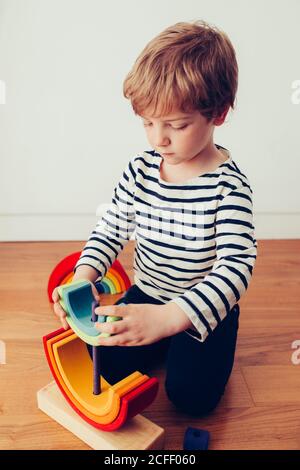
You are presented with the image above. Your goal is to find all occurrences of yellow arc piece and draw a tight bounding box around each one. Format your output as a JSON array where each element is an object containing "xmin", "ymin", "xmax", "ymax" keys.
[
  {"xmin": 46, "ymin": 331, "xmax": 117, "ymax": 424},
  {"xmin": 48, "ymin": 330, "xmax": 149, "ymax": 424},
  {"xmin": 106, "ymin": 271, "xmax": 121, "ymax": 292},
  {"xmin": 109, "ymin": 267, "xmax": 126, "ymax": 291}
]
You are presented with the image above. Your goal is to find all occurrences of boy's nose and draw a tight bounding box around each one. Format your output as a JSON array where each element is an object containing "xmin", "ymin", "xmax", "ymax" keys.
[{"xmin": 155, "ymin": 133, "xmax": 170, "ymax": 148}]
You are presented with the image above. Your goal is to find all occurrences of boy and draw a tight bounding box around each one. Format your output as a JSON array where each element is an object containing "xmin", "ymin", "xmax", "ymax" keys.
[{"xmin": 53, "ymin": 20, "xmax": 257, "ymax": 416}]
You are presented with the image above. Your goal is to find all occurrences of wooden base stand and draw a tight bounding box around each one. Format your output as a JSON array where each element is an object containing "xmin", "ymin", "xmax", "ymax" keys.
[{"xmin": 37, "ymin": 382, "xmax": 165, "ymax": 450}]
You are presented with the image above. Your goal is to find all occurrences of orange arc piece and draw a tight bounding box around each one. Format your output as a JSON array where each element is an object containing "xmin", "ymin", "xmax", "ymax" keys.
[
  {"xmin": 43, "ymin": 328, "xmax": 159, "ymax": 431},
  {"xmin": 52, "ymin": 334, "xmax": 149, "ymax": 420},
  {"xmin": 46, "ymin": 330, "xmax": 149, "ymax": 424}
]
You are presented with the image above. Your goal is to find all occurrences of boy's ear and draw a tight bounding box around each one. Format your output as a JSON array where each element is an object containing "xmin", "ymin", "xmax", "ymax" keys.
[{"xmin": 213, "ymin": 106, "xmax": 230, "ymax": 126}]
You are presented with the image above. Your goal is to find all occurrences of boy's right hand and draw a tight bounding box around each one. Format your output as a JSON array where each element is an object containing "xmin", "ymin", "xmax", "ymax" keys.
[{"xmin": 52, "ymin": 281, "xmax": 100, "ymax": 330}]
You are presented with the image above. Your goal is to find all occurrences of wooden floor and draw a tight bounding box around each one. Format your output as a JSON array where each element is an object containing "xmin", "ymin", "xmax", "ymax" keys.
[{"xmin": 0, "ymin": 240, "xmax": 300, "ymax": 450}]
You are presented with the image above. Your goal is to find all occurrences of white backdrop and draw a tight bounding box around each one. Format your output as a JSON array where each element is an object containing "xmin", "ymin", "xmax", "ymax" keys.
[{"xmin": 0, "ymin": 0, "xmax": 300, "ymax": 240}]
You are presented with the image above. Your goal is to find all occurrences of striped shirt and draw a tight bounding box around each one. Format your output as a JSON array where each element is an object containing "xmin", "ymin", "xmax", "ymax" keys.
[{"xmin": 74, "ymin": 144, "xmax": 257, "ymax": 342}]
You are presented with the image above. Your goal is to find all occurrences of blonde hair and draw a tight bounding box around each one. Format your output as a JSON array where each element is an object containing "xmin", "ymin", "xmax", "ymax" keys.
[{"xmin": 123, "ymin": 20, "xmax": 238, "ymax": 122}]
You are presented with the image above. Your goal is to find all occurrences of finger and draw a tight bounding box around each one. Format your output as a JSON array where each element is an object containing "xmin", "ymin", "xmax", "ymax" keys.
[
  {"xmin": 63, "ymin": 321, "xmax": 70, "ymax": 330},
  {"xmin": 95, "ymin": 319, "xmax": 126, "ymax": 335},
  {"xmin": 53, "ymin": 303, "xmax": 69, "ymax": 330},
  {"xmin": 60, "ymin": 318, "xmax": 69, "ymax": 330},
  {"xmin": 61, "ymin": 317, "xmax": 70, "ymax": 330},
  {"xmin": 53, "ymin": 300, "xmax": 67, "ymax": 316},
  {"xmin": 91, "ymin": 284, "xmax": 100, "ymax": 302},
  {"xmin": 53, "ymin": 302, "xmax": 67, "ymax": 324},
  {"xmin": 97, "ymin": 333, "xmax": 127, "ymax": 347},
  {"xmin": 52, "ymin": 288, "xmax": 60, "ymax": 303},
  {"xmin": 94, "ymin": 305, "xmax": 127, "ymax": 318}
]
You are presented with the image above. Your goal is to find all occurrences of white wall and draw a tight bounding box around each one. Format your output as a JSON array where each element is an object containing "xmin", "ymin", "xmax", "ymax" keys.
[{"xmin": 0, "ymin": 0, "xmax": 299, "ymax": 241}]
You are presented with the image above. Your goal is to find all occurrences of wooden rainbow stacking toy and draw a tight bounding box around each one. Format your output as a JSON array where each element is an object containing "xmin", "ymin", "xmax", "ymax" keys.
[{"xmin": 37, "ymin": 253, "xmax": 165, "ymax": 450}]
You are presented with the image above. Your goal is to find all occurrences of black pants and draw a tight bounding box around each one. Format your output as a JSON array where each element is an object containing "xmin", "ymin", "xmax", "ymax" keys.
[{"xmin": 88, "ymin": 284, "xmax": 240, "ymax": 417}]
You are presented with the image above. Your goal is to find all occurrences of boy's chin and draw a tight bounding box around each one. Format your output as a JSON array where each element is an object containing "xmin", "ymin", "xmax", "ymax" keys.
[{"xmin": 162, "ymin": 154, "xmax": 179, "ymax": 163}]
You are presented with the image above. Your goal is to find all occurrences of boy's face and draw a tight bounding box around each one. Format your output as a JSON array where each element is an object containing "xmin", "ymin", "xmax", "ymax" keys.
[{"xmin": 140, "ymin": 108, "xmax": 226, "ymax": 166}]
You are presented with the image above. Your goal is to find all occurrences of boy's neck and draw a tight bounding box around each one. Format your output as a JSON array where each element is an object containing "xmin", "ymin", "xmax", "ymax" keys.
[{"xmin": 160, "ymin": 143, "xmax": 228, "ymax": 184}]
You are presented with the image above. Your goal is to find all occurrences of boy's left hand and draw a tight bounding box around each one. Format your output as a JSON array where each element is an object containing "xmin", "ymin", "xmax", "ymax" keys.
[{"xmin": 94, "ymin": 302, "xmax": 192, "ymax": 347}]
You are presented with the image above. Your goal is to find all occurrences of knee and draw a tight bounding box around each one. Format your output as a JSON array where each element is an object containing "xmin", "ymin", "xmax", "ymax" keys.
[{"xmin": 164, "ymin": 380, "xmax": 223, "ymax": 417}]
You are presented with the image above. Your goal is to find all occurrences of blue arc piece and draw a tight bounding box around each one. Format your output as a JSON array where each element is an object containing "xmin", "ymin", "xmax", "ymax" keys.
[
  {"xmin": 58, "ymin": 281, "xmax": 124, "ymax": 342},
  {"xmin": 61, "ymin": 282, "xmax": 99, "ymax": 337}
]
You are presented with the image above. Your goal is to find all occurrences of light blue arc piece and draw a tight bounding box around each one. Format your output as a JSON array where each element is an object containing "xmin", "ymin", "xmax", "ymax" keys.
[
  {"xmin": 58, "ymin": 281, "xmax": 99, "ymax": 337},
  {"xmin": 57, "ymin": 281, "xmax": 124, "ymax": 344}
]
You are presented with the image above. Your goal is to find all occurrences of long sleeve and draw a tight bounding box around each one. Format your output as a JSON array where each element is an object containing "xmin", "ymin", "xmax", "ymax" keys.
[
  {"xmin": 170, "ymin": 182, "xmax": 258, "ymax": 342},
  {"xmin": 74, "ymin": 157, "xmax": 137, "ymax": 278}
]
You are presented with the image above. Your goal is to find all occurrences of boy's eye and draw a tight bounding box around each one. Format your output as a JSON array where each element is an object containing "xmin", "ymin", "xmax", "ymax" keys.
[
  {"xmin": 174, "ymin": 125, "xmax": 188, "ymax": 130},
  {"xmin": 143, "ymin": 123, "xmax": 188, "ymax": 131}
]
